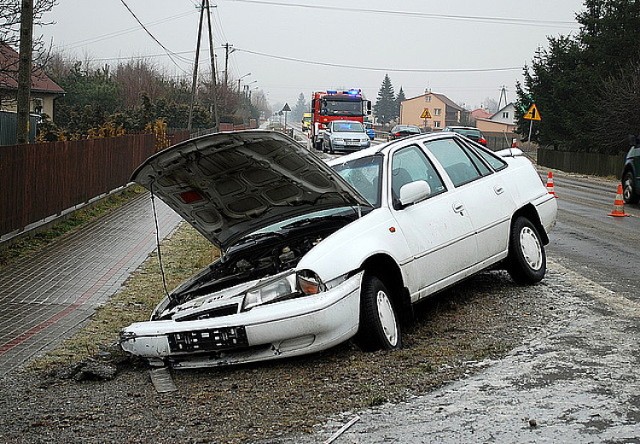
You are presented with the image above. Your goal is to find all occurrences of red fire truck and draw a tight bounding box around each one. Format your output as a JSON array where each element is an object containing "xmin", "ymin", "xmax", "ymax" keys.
[{"xmin": 310, "ymin": 89, "xmax": 372, "ymax": 150}]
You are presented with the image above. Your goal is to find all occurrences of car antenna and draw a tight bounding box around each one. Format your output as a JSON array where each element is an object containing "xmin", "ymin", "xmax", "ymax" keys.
[{"xmin": 150, "ymin": 183, "xmax": 171, "ymax": 299}]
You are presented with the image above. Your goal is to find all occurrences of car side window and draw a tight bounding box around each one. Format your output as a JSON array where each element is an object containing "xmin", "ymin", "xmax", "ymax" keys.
[
  {"xmin": 459, "ymin": 143, "xmax": 492, "ymax": 176},
  {"xmin": 391, "ymin": 145, "xmax": 446, "ymax": 201},
  {"xmin": 425, "ymin": 138, "xmax": 482, "ymax": 187},
  {"xmin": 475, "ymin": 146, "xmax": 508, "ymax": 171}
]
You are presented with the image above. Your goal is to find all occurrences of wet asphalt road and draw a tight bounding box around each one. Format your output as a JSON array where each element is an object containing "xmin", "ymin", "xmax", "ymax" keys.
[
  {"xmin": 273, "ymin": 168, "xmax": 640, "ymax": 443},
  {"xmin": 546, "ymin": 172, "xmax": 640, "ymax": 299}
]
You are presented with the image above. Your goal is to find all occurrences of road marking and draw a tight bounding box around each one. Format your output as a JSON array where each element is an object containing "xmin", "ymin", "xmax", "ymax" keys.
[{"xmin": 548, "ymin": 259, "xmax": 640, "ymax": 318}]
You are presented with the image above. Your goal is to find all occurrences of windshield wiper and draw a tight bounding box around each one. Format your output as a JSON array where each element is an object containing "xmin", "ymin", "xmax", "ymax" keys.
[
  {"xmin": 280, "ymin": 214, "xmax": 355, "ymax": 229},
  {"xmin": 238, "ymin": 232, "xmax": 284, "ymax": 243}
]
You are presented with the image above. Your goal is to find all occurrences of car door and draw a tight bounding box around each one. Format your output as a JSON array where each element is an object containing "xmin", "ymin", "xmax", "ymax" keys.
[
  {"xmin": 389, "ymin": 145, "xmax": 478, "ymax": 298},
  {"xmin": 423, "ymin": 137, "xmax": 515, "ymax": 262}
]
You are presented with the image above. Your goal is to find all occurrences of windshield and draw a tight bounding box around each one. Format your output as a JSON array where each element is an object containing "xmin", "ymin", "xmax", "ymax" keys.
[
  {"xmin": 331, "ymin": 155, "xmax": 383, "ymax": 207},
  {"xmin": 333, "ymin": 121, "xmax": 364, "ymax": 132},
  {"xmin": 322, "ymin": 99, "xmax": 363, "ymax": 116}
]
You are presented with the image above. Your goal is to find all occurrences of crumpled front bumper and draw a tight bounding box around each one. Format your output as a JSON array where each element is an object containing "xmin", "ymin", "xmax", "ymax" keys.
[{"xmin": 120, "ymin": 272, "xmax": 362, "ymax": 369}]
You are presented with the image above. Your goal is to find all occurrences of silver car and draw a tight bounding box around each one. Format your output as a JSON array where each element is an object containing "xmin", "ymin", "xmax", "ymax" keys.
[{"xmin": 322, "ymin": 120, "xmax": 371, "ymax": 154}]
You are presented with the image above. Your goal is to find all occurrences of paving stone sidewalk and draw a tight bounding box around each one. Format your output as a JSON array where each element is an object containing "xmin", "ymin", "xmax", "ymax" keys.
[{"xmin": 0, "ymin": 193, "xmax": 182, "ymax": 378}]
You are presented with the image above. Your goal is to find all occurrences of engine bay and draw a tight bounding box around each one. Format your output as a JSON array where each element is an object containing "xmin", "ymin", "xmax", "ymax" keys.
[{"xmin": 156, "ymin": 212, "xmax": 358, "ymax": 316}]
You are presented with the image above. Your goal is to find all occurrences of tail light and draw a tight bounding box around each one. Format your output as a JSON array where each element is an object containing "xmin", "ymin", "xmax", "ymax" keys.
[{"xmin": 478, "ymin": 137, "xmax": 487, "ymax": 146}]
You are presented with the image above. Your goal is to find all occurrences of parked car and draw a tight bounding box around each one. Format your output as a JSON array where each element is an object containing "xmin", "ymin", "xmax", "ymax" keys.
[
  {"xmin": 442, "ymin": 126, "xmax": 487, "ymax": 146},
  {"xmin": 364, "ymin": 122, "xmax": 375, "ymax": 140},
  {"xmin": 622, "ymin": 134, "xmax": 640, "ymax": 204},
  {"xmin": 387, "ymin": 124, "xmax": 422, "ymax": 141},
  {"xmin": 322, "ymin": 120, "xmax": 370, "ymax": 154},
  {"xmin": 119, "ymin": 130, "xmax": 557, "ymax": 369}
]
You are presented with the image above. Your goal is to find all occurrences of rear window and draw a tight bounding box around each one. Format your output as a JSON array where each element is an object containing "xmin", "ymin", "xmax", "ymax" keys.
[{"xmin": 456, "ymin": 128, "xmax": 481, "ymax": 138}]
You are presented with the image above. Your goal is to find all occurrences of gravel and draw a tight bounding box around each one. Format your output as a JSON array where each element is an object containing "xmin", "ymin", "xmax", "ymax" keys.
[{"xmin": 0, "ymin": 268, "xmax": 555, "ymax": 444}]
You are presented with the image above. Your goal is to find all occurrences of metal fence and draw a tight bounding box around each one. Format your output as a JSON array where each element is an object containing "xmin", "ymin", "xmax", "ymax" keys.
[
  {"xmin": 0, "ymin": 134, "xmax": 157, "ymax": 241},
  {"xmin": 0, "ymin": 111, "xmax": 38, "ymax": 145}
]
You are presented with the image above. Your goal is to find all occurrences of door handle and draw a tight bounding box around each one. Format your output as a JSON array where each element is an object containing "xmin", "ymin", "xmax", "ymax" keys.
[
  {"xmin": 494, "ymin": 185, "xmax": 504, "ymax": 195},
  {"xmin": 453, "ymin": 202, "xmax": 465, "ymax": 214}
]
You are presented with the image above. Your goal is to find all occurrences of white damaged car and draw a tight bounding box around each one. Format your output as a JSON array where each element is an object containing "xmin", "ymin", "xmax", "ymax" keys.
[{"xmin": 119, "ymin": 130, "xmax": 556, "ymax": 369}]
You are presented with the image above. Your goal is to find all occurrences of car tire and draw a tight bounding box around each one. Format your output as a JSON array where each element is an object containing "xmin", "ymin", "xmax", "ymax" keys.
[
  {"xmin": 355, "ymin": 275, "xmax": 401, "ymax": 351},
  {"xmin": 623, "ymin": 171, "xmax": 639, "ymax": 204},
  {"xmin": 507, "ymin": 216, "xmax": 546, "ymax": 285}
]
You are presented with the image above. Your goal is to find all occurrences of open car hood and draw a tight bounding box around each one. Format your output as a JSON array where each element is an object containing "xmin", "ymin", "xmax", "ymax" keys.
[{"xmin": 132, "ymin": 130, "xmax": 372, "ymax": 251}]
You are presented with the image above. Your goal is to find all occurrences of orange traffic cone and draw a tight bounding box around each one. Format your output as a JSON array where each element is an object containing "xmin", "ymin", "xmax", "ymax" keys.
[
  {"xmin": 608, "ymin": 184, "xmax": 630, "ymax": 217},
  {"xmin": 546, "ymin": 171, "xmax": 558, "ymax": 198}
]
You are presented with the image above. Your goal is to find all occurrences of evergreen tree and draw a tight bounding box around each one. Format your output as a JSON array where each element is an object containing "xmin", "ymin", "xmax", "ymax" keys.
[
  {"xmin": 291, "ymin": 93, "xmax": 307, "ymax": 121},
  {"xmin": 374, "ymin": 74, "xmax": 396, "ymax": 125},
  {"xmin": 395, "ymin": 87, "xmax": 406, "ymax": 121},
  {"xmin": 515, "ymin": 0, "xmax": 640, "ymax": 154}
]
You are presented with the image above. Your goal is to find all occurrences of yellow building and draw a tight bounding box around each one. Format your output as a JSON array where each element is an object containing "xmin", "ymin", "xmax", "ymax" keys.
[{"xmin": 399, "ymin": 91, "xmax": 462, "ymax": 131}]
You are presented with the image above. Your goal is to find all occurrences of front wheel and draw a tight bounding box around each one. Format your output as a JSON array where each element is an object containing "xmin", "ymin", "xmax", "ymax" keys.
[
  {"xmin": 355, "ymin": 275, "xmax": 401, "ymax": 351},
  {"xmin": 623, "ymin": 171, "xmax": 639, "ymax": 204},
  {"xmin": 507, "ymin": 216, "xmax": 546, "ymax": 285}
]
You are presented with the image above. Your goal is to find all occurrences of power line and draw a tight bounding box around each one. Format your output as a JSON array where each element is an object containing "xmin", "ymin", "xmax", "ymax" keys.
[
  {"xmin": 235, "ymin": 47, "xmax": 522, "ymax": 73},
  {"xmin": 54, "ymin": 10, "xmax": 196, "ymax": 51},
  {"xmin": 117, "ymin": 0, "xmax": 190, "ymax": 72},
  {"xmin": 224, "ymin": 0, "xmax": 579, "ymax": 29}
]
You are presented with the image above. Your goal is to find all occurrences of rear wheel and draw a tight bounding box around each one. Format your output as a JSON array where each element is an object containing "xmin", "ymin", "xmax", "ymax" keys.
[
  {"xmin": 623, "ymin": 171, "xmax": 639, "ymax": 204},
  {"xmin": 355, "ymin": 275, "xmax": 401, "ymax": 351},
  {"xmin": 507, "ymin": 216, "xmax": 546, "ymax": 285}
]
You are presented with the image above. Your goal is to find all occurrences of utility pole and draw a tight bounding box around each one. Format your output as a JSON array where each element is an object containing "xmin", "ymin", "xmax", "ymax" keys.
[
  {"xmin": 16, "ymin": 0, "xmax": 34, "ymax": 144},
  {"xmin": 187, "ymin": 0, "xmax": 205, "ymax": 132},
  {"xmin": 223, "ymin": 43, "xmax": 232, "ymax": 89},
  {"xmin": 498, "ymin": 85, "xmax": 508, "ymax": 110},
  {"xmin": 204, "ymin": 0, "xmax": 219, "ymax": 130}
]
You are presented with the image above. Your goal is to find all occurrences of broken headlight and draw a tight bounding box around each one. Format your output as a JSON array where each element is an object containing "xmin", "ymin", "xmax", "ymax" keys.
[{"xmin": 241, "ymin": 270, "xmax": 325, "ymax": 311}]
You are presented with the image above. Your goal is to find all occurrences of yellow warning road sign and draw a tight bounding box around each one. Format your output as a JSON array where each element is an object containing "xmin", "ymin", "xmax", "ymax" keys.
[
  {"xmin": 523, "ymin": 104, "xmax": 541, "ymax": 121},
  {"xmin": 420, "ymin": 108, "xmax": 432, "ymax": 119}
]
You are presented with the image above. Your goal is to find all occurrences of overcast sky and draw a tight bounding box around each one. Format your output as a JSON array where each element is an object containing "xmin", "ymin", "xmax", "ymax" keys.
[{"xmin": 40, "ymin": 0, "xmax": 586, "ymax": 111}]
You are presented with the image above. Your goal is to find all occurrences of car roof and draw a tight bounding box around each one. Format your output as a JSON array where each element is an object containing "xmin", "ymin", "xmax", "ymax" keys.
[{"xmin": 328, "ymin": 131, "xmax": 463, "ymax": 165}]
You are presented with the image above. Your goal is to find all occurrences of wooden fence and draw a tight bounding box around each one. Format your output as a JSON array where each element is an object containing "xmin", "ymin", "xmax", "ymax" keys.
[
  {"xmin": 0, "ymin": 131, "xmax": 189, "ymax": 242},
  {"xmin": 537, "ymin": 148, "xmax": 626, "ymax": 178}
]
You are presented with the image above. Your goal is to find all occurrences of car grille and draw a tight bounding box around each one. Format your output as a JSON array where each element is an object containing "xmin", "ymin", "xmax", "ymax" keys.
[
  {"xmin": 168, "ymin": 326, "xmax": 248, "ymax": 353},
  {"xmin": 175, "ymin": 304, "xmax": 239, "ymax": 322}
]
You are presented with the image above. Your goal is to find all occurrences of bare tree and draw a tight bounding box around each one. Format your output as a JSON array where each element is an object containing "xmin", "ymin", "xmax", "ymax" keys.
[{"xmin": 0, "ymin": 0, "xmax": 57, "ymax": 76}]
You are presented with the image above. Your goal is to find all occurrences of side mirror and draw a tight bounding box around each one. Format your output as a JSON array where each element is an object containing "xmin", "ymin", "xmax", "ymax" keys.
[{"xmin": 399, "ymin": 180, "xmax": 431, "ymax": 207}]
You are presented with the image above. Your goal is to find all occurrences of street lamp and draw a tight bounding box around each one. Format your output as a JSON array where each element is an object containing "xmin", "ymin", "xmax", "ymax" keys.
[{"xmin": 237, "ymin": 72, "xmax": 251, "ymax": 92}]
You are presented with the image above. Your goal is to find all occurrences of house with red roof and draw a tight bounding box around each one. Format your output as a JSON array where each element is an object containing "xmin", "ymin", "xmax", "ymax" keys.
[
  {"xmin": 0, "ymin": 42, "xmax": 65, "ymax": 121},
  {"xmin": 475, "ymin": 103, "xmax": 518, "ymax": 133}
]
